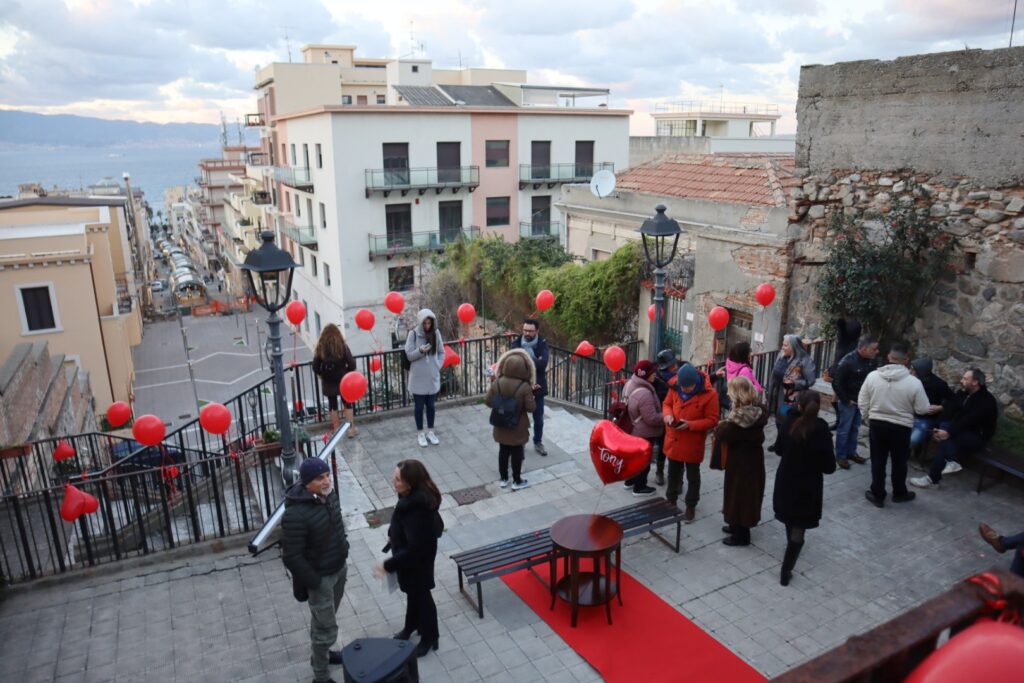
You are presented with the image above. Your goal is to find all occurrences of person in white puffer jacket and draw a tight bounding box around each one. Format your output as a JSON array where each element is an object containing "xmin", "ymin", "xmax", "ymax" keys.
[{"xmin": 858, "ymin": 343, "xmax": 930, "ymax": 508}]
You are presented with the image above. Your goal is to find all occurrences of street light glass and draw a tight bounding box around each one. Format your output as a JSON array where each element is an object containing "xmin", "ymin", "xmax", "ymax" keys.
[
  {"xmin": 240, "ymin": 231, "xmax": 298, "ymax": 313},
  {"xmin": 637, "ymin": 204, "xmax": 682, "ymax": 269}
]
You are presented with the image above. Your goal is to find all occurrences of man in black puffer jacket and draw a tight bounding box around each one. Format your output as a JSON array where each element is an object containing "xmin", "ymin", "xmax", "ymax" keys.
[
  {"xmin": 831, "ymin": 334, "xmax": 879, "ymax": 468},
  {"xmin": 282, "ymin": 458, "xmax": 350, "ymax": 683}
]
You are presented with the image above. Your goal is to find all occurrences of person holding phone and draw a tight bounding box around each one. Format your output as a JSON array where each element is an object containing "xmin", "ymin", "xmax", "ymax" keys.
[
  {"xmin": 662, "ymin": 364, "xmax": 720, "ymax": 521},
  {"xmin": 404, "ymin": 309, "xmax": 445, "ymax": 448}
]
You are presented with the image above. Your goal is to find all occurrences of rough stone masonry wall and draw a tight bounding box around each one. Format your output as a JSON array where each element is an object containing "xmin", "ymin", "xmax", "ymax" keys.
[{"xmin": 787, "ymin": 170, "xmax": 1024, "ymax": 417}]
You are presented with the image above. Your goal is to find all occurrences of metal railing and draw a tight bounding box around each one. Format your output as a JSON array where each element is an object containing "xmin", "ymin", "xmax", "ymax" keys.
[
  {"xmin": 368, "ymin": 226, "xmax": 479, "ymax": 257},
  {"xmin": 246, "ymin": 151, "xmax": 269, "ymax": 166},
  {"xmin": 518, "ymin": 161, "xmax": 613, "ymax": 184},
  {"xmin": 252, "ymin": 190, "xmax": 272, "ymax": 205},
  {"xmin": 654, "ymin": 101, "xmax": 780, "ymax": 116},
  {"xmin": 274, "ymin": 166, "xmax": 313, "ymax": 191},
  {"xmin": 278, "ymin": 214, "xmax": 317, "ymax": 247},
  {"xmin": 519, "ymin": 221, "xmax": 562, "ymax": 239},
  {"xmin": 364, "ymin": 166, "xmax": 480, "ymax": 194}
]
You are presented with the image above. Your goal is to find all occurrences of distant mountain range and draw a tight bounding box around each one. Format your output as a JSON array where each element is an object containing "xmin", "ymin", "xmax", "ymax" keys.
[{"xmin": 0, "ymin": 109, "xmax": 255, "ymax": 148}]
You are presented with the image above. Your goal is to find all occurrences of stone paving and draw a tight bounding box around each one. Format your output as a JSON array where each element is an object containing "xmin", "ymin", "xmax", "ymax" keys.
[{"xmin": 1, "ymin": 401, "xmax": 1021, "ymax": 682}]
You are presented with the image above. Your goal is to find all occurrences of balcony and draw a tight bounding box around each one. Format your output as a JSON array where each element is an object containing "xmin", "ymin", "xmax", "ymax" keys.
[
  {"xmin": 245, "ymin": 113, "xmax": 265, "ymax": 126},
  {"xmin": 368, "ymin": 226, "xmax": 479, "ymax": 259},
  {"xmin": 519, "ymin": 221, "xmax": 562, "ymax": 240},
  {"xmin": 278, "ymin": 214, "xmax": 318, "ymax": 249},
  {"xmin": 274, "ymin": 166, "xmax": 313, "ymax": 192},
  {"xmin": 654, "ymin": 100, "xmax": 779, "ymax": 116},
  {"xmin": 364, "ymin": 166, "xmax": 479, "ymax": 198},
  {"xmin": 252, "ymin": 190, "xmax": 272, "ymax": 205},
  {"xmin": 247, "ymin": 151, "xmax": 269, "ymax": 166},
  {"xmin": 518, "ymin": 162, "xmax": 613, "ymax": 189}
]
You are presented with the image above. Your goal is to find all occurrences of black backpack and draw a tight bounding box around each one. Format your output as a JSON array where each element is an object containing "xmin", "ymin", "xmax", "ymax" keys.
[
  {"xmin": 608, "ymin": 400, "xmax": 634, "ymax": 434},
  {"xmin": 489, "ymin": 380, "xmax": 526, "ymax": 429}
]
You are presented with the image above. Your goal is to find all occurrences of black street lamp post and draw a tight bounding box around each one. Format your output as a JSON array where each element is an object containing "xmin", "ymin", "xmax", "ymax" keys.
[
  {"xmin": 240, "ymin": 231, "xmax": 300, "ymax": 485},
  {"xmin": 637, "ymin": 205, "xmax": 682, "ymax": 361}
]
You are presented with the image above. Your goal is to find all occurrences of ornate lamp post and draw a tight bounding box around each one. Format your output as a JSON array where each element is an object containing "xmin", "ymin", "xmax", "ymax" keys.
[
  {"xmin": 637, "ymin": 205, "xmax": 682, "ymax": 361},
  {"xmin": 240, "ymin": 231, "xmax": 300, "ymax": 485}
]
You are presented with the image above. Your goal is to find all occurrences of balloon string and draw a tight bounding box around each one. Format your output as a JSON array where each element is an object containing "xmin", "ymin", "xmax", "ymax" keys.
[{"xmin": 593, "ymin": 483, "xmax": 606, "ymax": 515}]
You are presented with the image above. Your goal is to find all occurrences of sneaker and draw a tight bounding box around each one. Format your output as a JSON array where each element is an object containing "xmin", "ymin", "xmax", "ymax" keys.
[
  {"xmin": 499, "ymin": 479, "xmax": 509, "ymax": 489},
  {"xmin": 623, "ymin": 481, "xmax": 633, "ymax": 489},
  {"xmin": 417, "ymin": 433, "xmax": 428, "ymax": 448},
  {"xmin": 909, "ymin": 475, "xmax": 938, "ymax": 489},
  {"xmin": 511, "ymin": 479, "xmax": 531, "ymax": 491},
  {"xmin": 426, "ymin": 431, "xmax": 440, "ymax": 446},
  {"xmin": 942, "ymin": 461, "xmax": 962, "ymax": 475},
  {"xmin": 534, "ymin": 442, "xmax": 548, "ymax": 456},
  {"xmin": 632, "ymin": 486, "xmax": 656, "ymax": 497}
]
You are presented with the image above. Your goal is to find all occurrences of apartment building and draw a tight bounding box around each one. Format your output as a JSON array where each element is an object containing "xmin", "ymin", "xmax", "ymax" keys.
[
  {"xmin": 244, "ymin": 45, "xmax": 629, "ymax": 353},
  {"xmin": 0, "ymin": 197, "xmax": 144, "ymax": 407}
]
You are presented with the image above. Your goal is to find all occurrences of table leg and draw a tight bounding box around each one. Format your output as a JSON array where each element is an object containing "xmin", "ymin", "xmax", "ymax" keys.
[
  {"xmin": 604, "ymin": 550, "xmax": 613, "ymax": 625},
  {"xmin": 616, "ymin": 543, "xmax": 623, "ymax": 606},
  {"xmin": 549, "ymin": 552, "xmax": 556, "ymax": 610},
  {"xmin": 570, "ymin": 553, "xmax": 580, "ymax": 628}
]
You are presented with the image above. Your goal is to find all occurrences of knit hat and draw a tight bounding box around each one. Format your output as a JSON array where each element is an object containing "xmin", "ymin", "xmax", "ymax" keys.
[
  {"xmin": 300, "ymin": 458, "xmax": 330, "ymax": 486},
  {"xmin": 633, "ymin": 360, "xmax": 656, "ymax": 379},
  {"xmin": 677, "ymin": 364, "xmax": 701, "ymax": 390}
]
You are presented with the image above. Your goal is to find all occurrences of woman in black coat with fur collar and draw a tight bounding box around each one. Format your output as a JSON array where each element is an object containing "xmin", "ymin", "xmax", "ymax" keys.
[{"xmin": 374, "ymin": 459, "xmax": 443, "ymax": 657}]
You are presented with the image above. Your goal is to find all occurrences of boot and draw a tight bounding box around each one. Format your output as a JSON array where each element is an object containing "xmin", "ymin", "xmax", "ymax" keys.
[
  {"xmin": 329, "ymin": 409, "xmax": 340, "ymax": 433},
  {"xmin": 343, "ymin": 407, "xmax": 357, "ymax": 437},
  {"xmin": 655, "ymin": 465, "xmax": 665, "ymax": 487},
  {"xmin": 780, "ymin": 541, "xmax": 804, "ymax": 586}
]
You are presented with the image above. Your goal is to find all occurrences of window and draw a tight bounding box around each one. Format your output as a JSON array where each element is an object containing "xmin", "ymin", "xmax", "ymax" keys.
[
  {"xmin": 376, "ymin": 94, "xmax": 386, "ymax": 104},
  {"xmin": 319, "ymin": 202, "xmax": 327, "ymax": 230},
  {"xmin": 281, "ymin": 143, "xmax": 286, "ymax": 162},
  {"xmin": 575, "ymin": 140, "xmax": 594, "ymax": 178},
  {"xmin": 385, "ymin": 204, "xmax": 413, "ymax": 248},
  {"xmin": 485, "ymin": 140, "xmax": 509, "ymax": 168},
  {"xmin": 342, "ymin": 95, "xmax": 352, "ymax": 105},
  {"xmin": 302, "ymin": 143, "xmax": 309, "ymax": 170},
  {"xmin": 303, "ymin": 300, "xmax": 310, "ymax": 331},
  {"xmin": 411, "ymin": 65, "xmax": 419, "ymax": 73},
  {"xmin": 290, "ymin": 144, "xmax": 296, "ymax": 166},
  {"xmin": 315, "ymin": 312, "xmax": 322, "ymax": 336},
  {"xmin": 388, "ymin": 266, "xmax": 415, "ymax": 291},
  {"xmin": 439, "ymin": 200, "xmax": 462, "ymax": 243},
  {"xmin": 295, "ymin": 196, "xmax": 301, "ymax": 217},
  {"xmin": 324, "ymin": 263, "xmax": 331, "ymax": 287},
  {"xmin": 306, "ymin": 198, "xmax": 313, "ymax": 226},
  {"xmin": 591, "ymin": 248, "xmax": 611, "ymax": 261},
  {"xmin": 531, "ymin": 141, "xmax": 551, "ymax": 180},
  {"xmin": 357, "ymin": 95, "xmax": 368, "ymax": 105},
  {"xmin": 285, "ymin": 192, "xmax": 291, "ymax": 212},
  {"xmin": 315, "ymin": 143, "xmax": 322, "ymax": 169},
  {"xmin": 382, "ymin": 143, "xmax": 410, "ymax": 185},
  {"xmin": 311, "ymin": 255, "xmax": 318, "ymax": 277},
  {"xmin": 18, "ymin": 284, "xmax": 60, "ymax": 333},
  {"xmin": 437, "ymin": 142, "xmax": 461, "ymax": 183},
  {"xmin": 486, "ymin": 197, "xmax": 510, "ymax": 226},
  {"xmin": 298, "ymin": 247, "xmax": 305, "ymax": 267}
]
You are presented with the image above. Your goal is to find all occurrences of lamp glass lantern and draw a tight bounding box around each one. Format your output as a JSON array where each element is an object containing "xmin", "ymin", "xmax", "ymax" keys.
[
  {"xmin": 240, "ymin": 231, "xmax": 298, "ymax": 313},
  {"xmin": 637, "ymin": 204, "xmax": 682, "ymax": 269}
]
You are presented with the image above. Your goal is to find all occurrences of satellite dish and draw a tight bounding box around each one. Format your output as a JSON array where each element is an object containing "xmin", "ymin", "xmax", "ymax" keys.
[{"xmin": 590, "ymin": 169, "xmax": 617, "ymax": 198}]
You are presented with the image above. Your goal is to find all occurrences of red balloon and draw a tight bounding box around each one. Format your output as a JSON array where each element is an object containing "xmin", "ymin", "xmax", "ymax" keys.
[
  {"xmin": 535, "ymin": 289, "xmax": 555, "ymax": 312},
  {"xmin": 369, "ymin": 355, "xmax": 382, "ymax": 373},
  {"xmin": 295, "ymin": 400, "xmax": 304, "ymax": 412},
  {"xmin": 107, "ymin": 401, "xmax": 132, "ymax": 428},
  {"xmin": 647, "ymin": 304, "xmax": 656, "ymax": 322},
  {"xmin": 708, "ymin": 306, "xmax": 730, "ymax": 331},
  {"xmin": 53, "ymin": 440, "xmax": 76, "ymax": 462},
  {"xmin": 457, "ymin": 303, "xmax": 476, "ymax": 325},
  {"xmin": 443, "ymin": 345, "xmax": 461, "ymax": 368},
  {"xmin": 132, "ymin": 414, "xmax": 165, "ymax": 447},
  {"xmin": 575, "ymin": 340, "xmax": 596, "ymax": 357},
  {"xmin": 354, "ymin": 308, "xmax": 375, "ymax": 331},
  {"xmin": 603, "ymin": 345, "xmax": 626, "ymax": 373},
  {"xmin": 905, "ymin": 621, "xmax": 1024, "ymax": 683},
  {"xmin": 199, "ymin": 402, "xmax": 231, "ymax": 435},
  {"xmin": 162, "ymin": 465, "xmax": 180, "ymax": 481},
  {"xmin": 340, "ymin": 372, "xmax": 368, "ymax": 404},
  {"xmin": 60, "ymin": 484, "xmax": 99, "ymax": 522},
  {"xmin": 755, "ymin": 283, "xmax": 776, "ymax": 307},
  {"xmin": 285, "ymin": 300, "xmax": 306, "ymax": 326},
  {"xmin": 589, "ymin": 420, "xmax": 652, "ymax": 485},
  {"xmin": 384, "ymin": 291, "xmax": 405, "ymax": 315}
]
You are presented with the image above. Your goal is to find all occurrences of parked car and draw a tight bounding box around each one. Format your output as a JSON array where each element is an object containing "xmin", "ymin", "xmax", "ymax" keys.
[{"xmin": 150, "ymin": 279, "xmax": 167, "ymax": 292}]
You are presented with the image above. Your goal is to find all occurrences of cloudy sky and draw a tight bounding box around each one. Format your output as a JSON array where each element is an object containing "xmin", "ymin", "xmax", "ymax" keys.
[{"xmin": 0, "ymin": 0, "xmax": 1019, "ymax": 134}]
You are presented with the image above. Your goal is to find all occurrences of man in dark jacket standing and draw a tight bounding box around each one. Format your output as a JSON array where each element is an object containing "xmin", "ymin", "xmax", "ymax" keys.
[
  {"xmin": 910, "ymin": 368, "xmax": 999, "ymax": 490},
  {"xmin": 511, "ymin": 318, "xmax": 550, "ymax": 456},
  {"xmin": 282, "ymin": 458, "xmax": 350, "ymax": 683},
  {"xmin": 832, "ymin": 335, "xmax": 879, "ymax": 469}
]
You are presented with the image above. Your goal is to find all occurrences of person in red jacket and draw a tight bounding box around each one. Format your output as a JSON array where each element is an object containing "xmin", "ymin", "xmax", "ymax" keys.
[{"xmin": 662, "ymin": 364, "xmax": 720, "ymax": 521}]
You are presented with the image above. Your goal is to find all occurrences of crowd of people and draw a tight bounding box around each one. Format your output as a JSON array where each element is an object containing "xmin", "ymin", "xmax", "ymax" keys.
[{"xmin": 291, "ymin": 314, "xmax": 1011, "ymax": 683}]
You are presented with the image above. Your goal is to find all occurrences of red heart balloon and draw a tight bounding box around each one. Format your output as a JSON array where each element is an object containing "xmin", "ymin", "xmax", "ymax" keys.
[
  {"xmin": 905, "ymin": 621, "xmax": 1024, "ymax": 683},
  {"xmin": 53, "ymin": 440, "xmax": 76, "ymax": 462},
  {"xmin": 60, "ymin": 484, "xmax": 91, "ymax": 522},
  {"xmin": 575, "ymin": 340, "xmax": 595, "ymax": 357},
  {"xmin": 443, "ymin": 345, "xmax": 461, "ymax": 368},
  {"xmin": 81, "ymin": 489, "xmax": 99, "ymax": 514},
  {"xmin": 589, "ymin": 420, "xmax": 652, "ymax": 485}
]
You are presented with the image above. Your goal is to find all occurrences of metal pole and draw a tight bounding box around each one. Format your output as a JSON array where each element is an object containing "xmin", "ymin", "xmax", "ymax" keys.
[
  {"xmin": 650, "ymin": 266, "xmax": 665, "ymax": 361},
  {"xmin": 267, "ymin": 311, "xmax": 296, "ymax": 485},
  {"xmin": 178, "ymin": 313, "xmax": 201, "ymax": 413}
]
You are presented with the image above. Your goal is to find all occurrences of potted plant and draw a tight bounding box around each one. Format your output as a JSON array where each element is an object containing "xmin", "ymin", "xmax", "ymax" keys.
[{"xmin": 253, "ymin": 427, "xmax": 282, "ymax": 459}]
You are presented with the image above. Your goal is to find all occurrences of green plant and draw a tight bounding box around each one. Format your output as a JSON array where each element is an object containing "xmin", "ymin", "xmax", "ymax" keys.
[
  {"xmin": 816, "ymin": 207, "xmax": 958, "ymax": 345},
  {"xmin": 262, "ymin": 427, "xmax": 280, "ymax": 444},
  {"xmin": 992, "ymin": 416, "xmax": 1024, "ymax": 455}
]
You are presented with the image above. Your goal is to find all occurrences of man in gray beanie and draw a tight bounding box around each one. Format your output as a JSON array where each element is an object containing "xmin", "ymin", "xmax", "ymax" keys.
[{"xmin": 282, "ymin": 458, "xmax": 350, "ymax": 683}]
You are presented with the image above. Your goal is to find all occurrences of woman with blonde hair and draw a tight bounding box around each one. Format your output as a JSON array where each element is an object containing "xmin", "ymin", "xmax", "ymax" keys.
[
  {"xmin": 712, "ymin": 376, "xmax": 768, "ymax": 547},
  {"xmin": 312, "ymin": 323, "xmax": 357, "ymax": 436}
]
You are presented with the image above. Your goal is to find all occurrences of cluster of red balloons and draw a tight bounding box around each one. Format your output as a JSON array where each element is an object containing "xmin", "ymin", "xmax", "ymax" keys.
[{"xmin": 61, "ymin": 484, "xmax": 99, "ymax": 522}]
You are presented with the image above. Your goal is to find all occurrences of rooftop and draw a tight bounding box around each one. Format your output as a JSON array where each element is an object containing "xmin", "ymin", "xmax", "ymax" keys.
[
  {"xmin": 0, "ymin": 196, "xmax": 128, "ymax": 210},
  {"xmin": 616, "ymin": 153, "xmax": 799, "ymax": 207}
]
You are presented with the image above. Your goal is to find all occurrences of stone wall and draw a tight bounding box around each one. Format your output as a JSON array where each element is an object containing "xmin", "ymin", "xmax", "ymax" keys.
[
  {"xmin": 786, "ymin": 170, "xmax": 1024, "ymax": 417},
  {"xmin": 628, "ymin": 136, "xmax": 710, "ymax": 168},
  {"xmin": 796, "ymin": 46, "xmax": 1024, "ymax": 186}
]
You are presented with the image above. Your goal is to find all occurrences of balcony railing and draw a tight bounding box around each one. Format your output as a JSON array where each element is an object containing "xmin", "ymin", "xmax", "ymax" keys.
[
  {"xmin": 244, "ymin": 113, "xmax": 265, "ymax": 126},
  {"xmin": 252, "ymin": 190, "xmax": 272, "ymax": 205},
  {"xmin": 518, "ymin": 161, "xmax": 613, "ymax": 188},
  {"xmin": 274, "ymin": 166, "xmax": 313, "ymax": 192},
  {"xmin": 519, "ymin": 221, "xmax": 562, "ymax": 239},
  {"xmin": 364, "ymin": 166, "xmax": 480, "ymax": 197},
  {"xmin": 279, "ymin": 214, "xmax": 317, "ymax": 248},
  {"xmin": 247, "ymin": 151, "xmax": 269, "ymax": 166},
  {"xmin": 368, "ymin": 226, "xmax": 479, "ymax": 258},
  {"xmin": 654, "ymin": 100, "xmax": 780, "ymax": 116}
]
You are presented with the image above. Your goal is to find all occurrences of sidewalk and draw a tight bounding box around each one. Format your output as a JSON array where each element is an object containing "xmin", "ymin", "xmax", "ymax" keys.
[{"xmin": 1, "ymin": 403, "xmax": 1019, "ymax": 682}]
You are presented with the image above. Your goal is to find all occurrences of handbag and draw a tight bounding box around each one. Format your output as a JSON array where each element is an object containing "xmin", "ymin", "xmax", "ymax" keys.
[{"xmin": 710, "ymin": 435, "xmax": 728, "ymax": 470}]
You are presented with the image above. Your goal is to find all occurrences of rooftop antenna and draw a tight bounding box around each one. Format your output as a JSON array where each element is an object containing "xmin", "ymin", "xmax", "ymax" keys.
[
  {"xmin": 401, "ymin": 20, "xmax": 425, "ymax": 59},
  {"xmin": 1012, "ymin": 0, "xmax": 1019, "ymax": 47},
  {"xmin": 284, "ymin": 27, "xmax": 293, "ymax": 63},
  {"xmin": 219, "ymin": 111, "xmax": 228, "ymax": 148},
  {"xmin": 719, "ymin": 84, "xmax": 724, "ymax": 107},
  {"xmin": 235, "ymin": 118, "xmax": 243, "ymax": 146},
  {"xmin": 590, "ymin": 169, "xmax": 617, "ymax": 199}
]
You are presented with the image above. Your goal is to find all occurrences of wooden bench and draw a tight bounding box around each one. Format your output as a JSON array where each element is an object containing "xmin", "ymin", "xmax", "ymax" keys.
[
  {"xmin": 972, "ymin": 445, "xmax": 1024, "ymax": 494},
  {"xmin": 451, "ymin": 498, "xmax": 685, "ymax": 618}
]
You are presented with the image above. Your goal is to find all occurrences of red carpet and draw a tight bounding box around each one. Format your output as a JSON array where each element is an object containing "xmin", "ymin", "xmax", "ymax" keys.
[{"xmin": 501, "ymin": 567, "xmax": 765, "ymax": 683}]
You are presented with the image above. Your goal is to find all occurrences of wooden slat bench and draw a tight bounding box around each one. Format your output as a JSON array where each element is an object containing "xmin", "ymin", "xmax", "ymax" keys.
[
  {"xmin": 972, "ymin": 445, "xmax": 1024, "ymax": 494},
  {"xmin": 451, "ymin": 498, "xmax": 685, "ymax": 618}
]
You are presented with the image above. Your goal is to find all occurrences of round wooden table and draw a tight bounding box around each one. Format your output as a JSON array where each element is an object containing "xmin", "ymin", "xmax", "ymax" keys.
[{"xmin": 549, "ymin": 513, "xmax": 623, "ymax": 627}]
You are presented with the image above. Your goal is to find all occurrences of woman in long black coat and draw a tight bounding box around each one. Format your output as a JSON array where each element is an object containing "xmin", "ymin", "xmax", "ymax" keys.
[
  {"xmin": 713, "ymin": 377, "xmax": 768, "ymax": 547},
  {"xmin": 773, "ymin": 390, "xmax": 836, "ymax": 586},
  {"xmin": 374, "ymin": 459, "xmax": 443, "ymax": 657}
]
